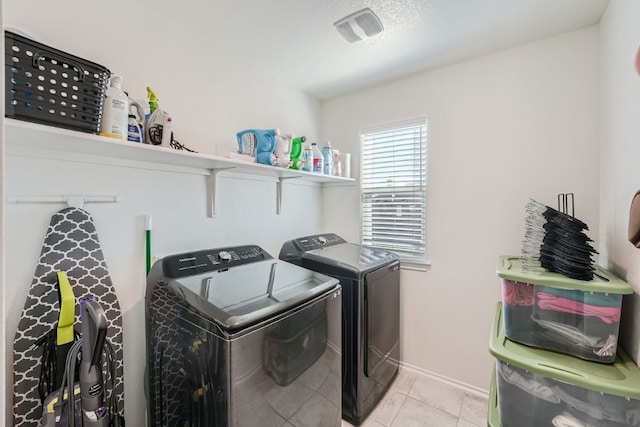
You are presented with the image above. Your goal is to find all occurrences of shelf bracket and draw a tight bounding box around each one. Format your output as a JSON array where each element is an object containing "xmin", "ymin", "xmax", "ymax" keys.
[
  {"xmin": 277, "ymin": 177, "xmax": 302, "ymax": 215},
  {"xmin": 207, "ymin": 167, "xmax": 235, "ymax": 218}
]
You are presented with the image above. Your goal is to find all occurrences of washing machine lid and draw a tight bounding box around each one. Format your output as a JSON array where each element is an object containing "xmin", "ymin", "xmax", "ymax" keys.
[
  {"xmin": 304, "ymin": 242, "xmax": 399, "ymax": 274},
  {"xmin": 166, "ymin": 257, "xmax": 338, "ymax": 330}
]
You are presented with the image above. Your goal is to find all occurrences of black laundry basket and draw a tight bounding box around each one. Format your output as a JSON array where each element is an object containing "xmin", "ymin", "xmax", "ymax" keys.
[{"xmin": 4, "ymin": 30, "xmax": 110, "ymax": 134}]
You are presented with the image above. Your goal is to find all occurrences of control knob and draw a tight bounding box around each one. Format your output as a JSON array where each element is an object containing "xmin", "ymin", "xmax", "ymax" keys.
[{"xmin": 217, "ymin": 251, "xmax": 232, "ymax": 262}]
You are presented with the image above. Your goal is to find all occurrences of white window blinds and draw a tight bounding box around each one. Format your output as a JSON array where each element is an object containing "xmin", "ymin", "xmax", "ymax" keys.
[{"xmin": 360, "ymin": 118, "xmax": 427, "ymax": 265}]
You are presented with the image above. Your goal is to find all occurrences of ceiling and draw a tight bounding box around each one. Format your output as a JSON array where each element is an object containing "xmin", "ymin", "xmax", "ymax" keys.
[{"xmin": 215, "ymin": 0, "xmax": 609, "ymax": 100}]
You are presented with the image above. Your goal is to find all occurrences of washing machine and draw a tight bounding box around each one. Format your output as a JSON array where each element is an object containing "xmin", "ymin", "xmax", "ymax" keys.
[
  {"xmin": 279, "ymin": 234, "xmax": 400, "ymax": 425},
  {"xmin": 145, "ymin": 244, "xmax": 342, "ymax": 427}
]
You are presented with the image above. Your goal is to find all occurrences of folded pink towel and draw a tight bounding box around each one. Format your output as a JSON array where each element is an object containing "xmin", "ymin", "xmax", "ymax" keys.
[
  {"xmin": 536, "ymin": 291, "xmax": 621, "ymax": 324},
  {"xmin": 503, "ymin": 280, "xmax": 534, "ymax": 306}
]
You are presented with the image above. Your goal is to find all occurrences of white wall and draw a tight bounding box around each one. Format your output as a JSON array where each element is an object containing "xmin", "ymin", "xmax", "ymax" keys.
[
  {"xmin": 2, "ymin": 1, "xmax": 324, "ymax": 425},
  {"xmin": 2, "ymin": 0, "xmax": 321, "ymax": 152},
  {"xmin": 321, "ymin": 27, "xmax": 601, "ymax": 390},
  {"xmin": 599, "ymin": 1, "xmax": 640, "ymax": 362}
]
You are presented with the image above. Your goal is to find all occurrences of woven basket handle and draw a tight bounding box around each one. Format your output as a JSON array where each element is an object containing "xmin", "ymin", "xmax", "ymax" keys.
[{"xmin": 31, "ymin": 51, "xmax": 86, "ymax": 83}]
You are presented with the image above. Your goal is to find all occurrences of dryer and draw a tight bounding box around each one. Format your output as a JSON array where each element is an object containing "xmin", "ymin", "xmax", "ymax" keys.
[
  {"xmin": 279, "ymin": 234, "xmax": 400, "ymax": 425},
  {"xmin": 145, "ymin": 244, "xmax": 342, "ymax": 427}
]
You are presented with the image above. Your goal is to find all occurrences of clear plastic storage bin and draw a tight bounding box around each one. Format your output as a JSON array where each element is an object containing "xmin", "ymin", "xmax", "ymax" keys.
[
  {"xmin": 497, "ymin": 255, "xmax": 632, "ymax": 363},
  {"xmin": 490, "ymin": 302, "xmax": 640, "ymax": 427}
]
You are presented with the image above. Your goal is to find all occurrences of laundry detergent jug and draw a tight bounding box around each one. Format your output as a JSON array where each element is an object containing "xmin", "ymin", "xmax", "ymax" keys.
[
  {"xmin": 236, "ymin": 129, "xmax": 277, "ymax": 165},
  {"xmin": 272, "ymin": 131, "xmax": 293, "ymax": 168}
]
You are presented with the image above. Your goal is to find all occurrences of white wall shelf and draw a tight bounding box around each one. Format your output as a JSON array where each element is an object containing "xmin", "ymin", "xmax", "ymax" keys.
[{"xmin": 5, "ymin": 119, "xmax": 355, "ymax": 216}]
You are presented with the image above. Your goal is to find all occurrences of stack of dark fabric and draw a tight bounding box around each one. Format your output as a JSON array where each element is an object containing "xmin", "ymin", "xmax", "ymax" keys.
[{"xmin": 521, "ymin": 196, "xmax": 597, "ymax": 281}]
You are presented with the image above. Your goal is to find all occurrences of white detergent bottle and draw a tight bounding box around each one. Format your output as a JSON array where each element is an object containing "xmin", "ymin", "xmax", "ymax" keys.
[
  {"xmin": 100, "ymin": 74, "xmax": 129, "ymax": 140},
  {"xmin": 311, "ymin": 142, "xmax": 324, "ymax": 173}
]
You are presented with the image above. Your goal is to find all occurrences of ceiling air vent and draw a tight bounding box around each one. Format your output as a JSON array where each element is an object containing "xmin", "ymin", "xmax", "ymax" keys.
[{"xmin": 334, "ymin": 8, "xmax": 384, "ymax": 43}]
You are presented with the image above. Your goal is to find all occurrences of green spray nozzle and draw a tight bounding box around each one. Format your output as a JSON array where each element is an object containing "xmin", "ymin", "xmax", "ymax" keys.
[
  {"xmin": 292, "ymin": 136, "xmax": 306, "ymax": 144},
  {"xmin": 146, "ymin": 86, "xmax": 159, "ymax": 113}
]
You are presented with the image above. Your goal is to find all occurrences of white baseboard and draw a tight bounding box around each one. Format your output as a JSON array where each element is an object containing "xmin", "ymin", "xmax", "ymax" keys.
[{"xmin": 398, "ymin": 362, "xmax": 490, "ymax": 399}]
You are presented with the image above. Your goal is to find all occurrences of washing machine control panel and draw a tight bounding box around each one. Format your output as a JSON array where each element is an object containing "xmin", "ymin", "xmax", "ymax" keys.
[
  {"xmin": 208, "ymin": 246, "xmax": 265, "ymax": 264},
  {"xmin": 162, "ymin": 245, "xmax": 272, "ymax": 278},
  {"xmin": 291, "ymin": 233, "xmax": 346, "ymax": 251}
]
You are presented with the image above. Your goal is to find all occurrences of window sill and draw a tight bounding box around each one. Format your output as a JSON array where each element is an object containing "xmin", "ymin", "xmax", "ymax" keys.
[{"xmin": 400, "ymin": 261, "xmax": 431, "ymax": 272}]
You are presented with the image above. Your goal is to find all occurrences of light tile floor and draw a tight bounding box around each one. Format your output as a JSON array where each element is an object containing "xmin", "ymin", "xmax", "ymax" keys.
[{"xmin": 342, "ymin": 369, "xmax": 488, "ymax": 427}]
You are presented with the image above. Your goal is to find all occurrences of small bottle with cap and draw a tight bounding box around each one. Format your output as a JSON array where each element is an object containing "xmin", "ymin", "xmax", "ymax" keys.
[
  {"xmin": 301, "ymin": 144, "xmax": 313, "ymax": 172},
  {"xmin": 322, "ymin": 141, "xmax": 333, "ymax": 175}
]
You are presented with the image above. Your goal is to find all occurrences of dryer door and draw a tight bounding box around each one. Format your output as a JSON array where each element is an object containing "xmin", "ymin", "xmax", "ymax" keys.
[{"xmin": 363, "ymin": 261, "xmax": 400, "ymax": 376}]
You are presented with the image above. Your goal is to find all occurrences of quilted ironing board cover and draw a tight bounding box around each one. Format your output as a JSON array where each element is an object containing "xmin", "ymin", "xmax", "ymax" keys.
[{"xmin": 12, "ymin": 207, "xmax": 124, "ymax": 426}]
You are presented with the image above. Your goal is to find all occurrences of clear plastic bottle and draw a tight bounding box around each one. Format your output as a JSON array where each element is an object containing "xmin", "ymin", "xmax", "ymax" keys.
[
  {"xmin": 100, "ymin": 74, "xmax": 129, "ymax": 140},
  {"xmin": 301, "ymin": 144, "xmax": 313, "ymax": 172},
  {"xmin": 332, "ymin": 149, "xmax": 342, "ymax": 177},
  {"xmin": 311, "ymin": 142, "xmax": 324, "ymax": 173},
  {"xmin": 322, "ymin": 141, "xmax": 334, "ymax": 175}
]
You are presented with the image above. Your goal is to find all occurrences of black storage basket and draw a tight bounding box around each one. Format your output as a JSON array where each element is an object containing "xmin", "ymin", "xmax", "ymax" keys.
[{"xmin": 4, "ymin": 31, "xmax": 110, "ymax": 134}]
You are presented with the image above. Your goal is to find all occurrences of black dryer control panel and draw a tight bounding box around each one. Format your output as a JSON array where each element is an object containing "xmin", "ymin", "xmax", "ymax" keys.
[{"xmin": 290, "ymin": 233, "xmax": 346, "ymax": 251}]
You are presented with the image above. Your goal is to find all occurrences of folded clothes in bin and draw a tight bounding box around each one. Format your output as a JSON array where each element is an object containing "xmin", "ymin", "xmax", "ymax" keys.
[{"xmin": 497, "ymin": 256, "xmax": 632, "ymax": 363}]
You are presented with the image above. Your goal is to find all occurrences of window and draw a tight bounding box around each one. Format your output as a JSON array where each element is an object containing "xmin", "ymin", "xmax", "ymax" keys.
[{"xmin": 360, "ymin": 118, "xmax": 427, "ymax": 267}]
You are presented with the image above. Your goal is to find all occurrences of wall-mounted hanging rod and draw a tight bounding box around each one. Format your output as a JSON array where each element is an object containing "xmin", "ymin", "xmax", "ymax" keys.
[{"xmin": 8, "ymin": 194, "xmax": 120, "ymax": 209}]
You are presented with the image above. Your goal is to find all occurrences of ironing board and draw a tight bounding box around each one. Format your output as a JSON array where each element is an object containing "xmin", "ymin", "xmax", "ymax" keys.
[{"xmin": 13, "ymin": 207, "xmax": 125, "ymax": 426}]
